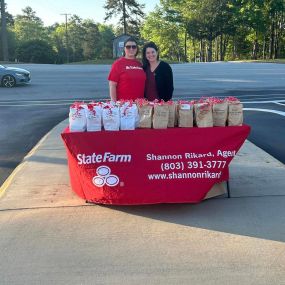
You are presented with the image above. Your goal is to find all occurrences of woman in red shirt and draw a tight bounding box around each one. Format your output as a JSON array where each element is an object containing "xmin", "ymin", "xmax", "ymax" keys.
[{"xmin": 108, "ymin": 37, "xmax": 146, "ymax": 101}]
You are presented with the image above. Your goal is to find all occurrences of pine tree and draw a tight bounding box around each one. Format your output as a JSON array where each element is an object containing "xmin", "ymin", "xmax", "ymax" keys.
[
  {"xmin": 1, "ymin": 0, "xmax": 9, "ymax": 60},
  {"xmin": 104, "ymin": 0, "xmax": 145, "ymax": 35}
]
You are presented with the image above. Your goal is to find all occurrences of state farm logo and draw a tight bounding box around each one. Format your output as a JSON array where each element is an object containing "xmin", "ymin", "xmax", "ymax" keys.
[
  {"xmin": 92, "ymin": 166, "xmax": 119, "ymax": 187},
  {"xmin": 126, "ymin": 66, "xmax": 143, "ymax": 70}
]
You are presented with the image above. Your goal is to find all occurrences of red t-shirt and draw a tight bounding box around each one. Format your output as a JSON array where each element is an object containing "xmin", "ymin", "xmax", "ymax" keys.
[{"xmin": 108, "ymin": 57, "xmax": 146, "ymax": 100}]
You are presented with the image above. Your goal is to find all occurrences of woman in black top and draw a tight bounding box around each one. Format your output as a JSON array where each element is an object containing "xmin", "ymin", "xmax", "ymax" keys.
[{"xmin": 142, "ymin": 42, "xmax": 174, "ymax": 101}]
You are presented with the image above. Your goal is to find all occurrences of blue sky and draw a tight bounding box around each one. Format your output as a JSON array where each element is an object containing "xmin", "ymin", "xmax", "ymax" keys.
[{"xmin": 6, "ymin": 0, "xmax": 159, "ymax": 26}]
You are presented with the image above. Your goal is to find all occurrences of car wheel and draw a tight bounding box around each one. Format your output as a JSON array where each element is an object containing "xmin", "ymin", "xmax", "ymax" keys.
[{"xmin": 2, "ymin": 75, "xmax": 16, "ymax": 88}]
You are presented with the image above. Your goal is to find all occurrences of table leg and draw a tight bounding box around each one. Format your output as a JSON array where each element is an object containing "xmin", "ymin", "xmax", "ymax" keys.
[{"xmin": 226, "ymin": 180, "xmax": 231, "ymax": 198}]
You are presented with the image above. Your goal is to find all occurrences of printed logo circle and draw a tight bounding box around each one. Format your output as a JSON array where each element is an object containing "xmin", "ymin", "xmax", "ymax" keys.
[
  {"xmin": 96, "ymin": 166, "xmax": 111, "ymax": 177},
  {"xmin": 105, "ymin": 175, "xmax": 119, "ymax": 187},
  {"xmin": 92, "ymin": 176, "xmax": 105, "ymax": 187}
]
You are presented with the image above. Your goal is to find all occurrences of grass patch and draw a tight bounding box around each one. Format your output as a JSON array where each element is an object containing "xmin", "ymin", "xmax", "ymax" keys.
[
  {"xmin": 231, "ymin": 59, "xmax": 285, "ymax": 64},
  {"xmin": 68, "ymin": 58, "xmax": 183, "ymax": 65},
  {"xmin": 3, "ymin": 58, "xmax": 284, "ymax": 65},
  {"xmin": 67, "ymin": 59, "xmax": 116, "ymax": 65}
]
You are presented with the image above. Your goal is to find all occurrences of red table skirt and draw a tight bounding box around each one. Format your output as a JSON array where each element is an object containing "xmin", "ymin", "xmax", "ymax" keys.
[{"xmin": 61, "ymin": 125, "xmax": 250, "ymax": 205}]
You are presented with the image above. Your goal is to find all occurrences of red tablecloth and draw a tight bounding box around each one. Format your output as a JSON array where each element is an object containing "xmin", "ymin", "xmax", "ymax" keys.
[{"xmin": 61, "ymin": 125, "xmax": 250, "ymax": 205}]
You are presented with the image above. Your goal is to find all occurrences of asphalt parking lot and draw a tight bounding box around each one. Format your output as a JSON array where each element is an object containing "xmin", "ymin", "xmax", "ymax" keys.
[
  {"xmin": 0, "ymin": 62, "xmax": 285, "ymax": 285},
  {"xmin": 1, "ymin": 62, "xmax": 285, "ymax": 186}
]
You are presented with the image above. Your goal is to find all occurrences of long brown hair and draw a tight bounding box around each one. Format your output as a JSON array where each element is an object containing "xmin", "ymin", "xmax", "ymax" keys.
[{"xmin": 142, "ymin": 41, "xmax": 159, "ymax": 69}]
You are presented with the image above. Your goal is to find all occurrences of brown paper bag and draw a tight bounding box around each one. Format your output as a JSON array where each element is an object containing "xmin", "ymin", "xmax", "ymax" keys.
[
  {"xmin": 228, "ymin": 102, "xmax": 243, "ymax": 126},
  {"xmin": 174, "ymin": 102, "xmax": 179, "ymax": 127},
  {"xmin": 153, "ymin": 104, "xmax": 169, "ymax": 129},
  {"xmin": 138, "ymin": 104, "xmax": 153, "ymax": 128},
  {"xmin": 167, "ymin": 101, "xmax": 176, "ymax": 128},
  {"xmin": 212, "ymin": 101, "xmax": 228, "ymax": 127},
  {"xmin": 178, "ymin": 103, "xmax": 194, "ymax": 127},
  {"xmin": 194, "ymin": 102, "xmax": 213, "ymax": 127}
]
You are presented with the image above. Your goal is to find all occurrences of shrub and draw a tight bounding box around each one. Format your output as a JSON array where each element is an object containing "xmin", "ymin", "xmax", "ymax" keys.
[{"xmin": 16, "ymin": 39, "xmax": 57, "ymax": 63}]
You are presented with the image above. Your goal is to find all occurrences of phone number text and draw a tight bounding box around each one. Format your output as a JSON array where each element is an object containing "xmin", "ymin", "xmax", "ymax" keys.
[{"xmin": 160, "ymin": 161, "xmax": 227, "ymax": 171}]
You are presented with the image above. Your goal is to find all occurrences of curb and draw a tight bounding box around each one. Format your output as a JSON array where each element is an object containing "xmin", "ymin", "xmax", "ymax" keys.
[{"xmin": 0, "ymin": 130, "xmax": 51, "ymax": 199}]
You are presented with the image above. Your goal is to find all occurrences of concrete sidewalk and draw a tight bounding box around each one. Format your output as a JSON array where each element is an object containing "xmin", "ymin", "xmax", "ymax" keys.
[{"xmin": 0, "ymin": 120, "xmax": 285, "ymax": 284}]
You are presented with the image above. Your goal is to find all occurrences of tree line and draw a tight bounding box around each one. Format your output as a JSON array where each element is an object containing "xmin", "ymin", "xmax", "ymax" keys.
[
  {"xmin": 1, "ymin": 0, "xmax": 285, "ymax": 63},
  {"xmin": 141, "ymin": 0, "xmax": 285, "ymax": 62},
  {"xmin": 0, "ymin": 5, "xmax": 115, "ymax": 63}
]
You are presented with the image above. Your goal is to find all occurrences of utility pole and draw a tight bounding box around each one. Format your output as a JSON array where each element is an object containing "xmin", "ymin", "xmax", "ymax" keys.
[
  {"xmin": 122, "ymin": 0, "xmax": 127, "ymax": 34},
  {"xmin": 60, "ymin": 13, "xmax": 71, "ymax": 63},
  {"xmin": 1, "ymin": 0, "xmax": 9, "ymax": 61}
]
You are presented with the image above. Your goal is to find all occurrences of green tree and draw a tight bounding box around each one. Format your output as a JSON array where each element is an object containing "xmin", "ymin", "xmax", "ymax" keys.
[
  {"xmin": 51, "ymin": 15, "xmax": 85, "ymax": 63},
  {"xmin": 153, "ymin": 0, "xmax": 239, "ymax": 62},
  {"xmin": 49, "ymin": 23, "xmax": 67, "ymax": 63},
  {"xmin": 82, "ymin": 19, "xmax": 101, "ymax": 60},
  {"xmin": 183, "ymin": 0, "xmax": 237, "ymax": 61},
  {"xmin": 16, "ymin": 39, "xmax": 56, "ymax": 63},
  {"xmin": 51, "ymin": 18, "xmax": 115, "ymax": 62},
  {"xmin": 67, "ymin": 15, "xmax": 85, "ymax": 62},
  {"xmin": 98, "ymin": 24, "xmax": 115, "ymax": 59},
  {"xmin": 159, "ymin": 0, "xmax": 189, "ymax": 61},
  {"xmin": 228, "ymin": 0, "xmax": 285, "ymax": 60},
  {"xmin": 237, "ymin": 0, "xmax": 267, "ymax": 59},
  {"xmin": 141, "ymin": 7, "xmax": 184, "ymax": 61},
  {"xmin": 13, "ymin": 6, "xmax": 48, "ymax": 42},
  {"xmin": 0, "ymin": 0, "xmax": 9, "ymax": 60},
  {"xmin": 104, "ymin": 0, "xmax": 145, "ymax": 35},
  {"xmin": 0, "ymin": 1, "xmax": 14, "ymax": 25},
  {"xmin": 264, "ymin": 0, "xmax": 285, "ymax": 59},
  {"xmin": 0, "ymin": 7, "xmax": 16, "ymax": 61}
]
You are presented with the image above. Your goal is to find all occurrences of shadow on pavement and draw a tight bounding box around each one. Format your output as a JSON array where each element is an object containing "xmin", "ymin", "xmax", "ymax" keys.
[{"xmin": 102, "ymin": 196, "xmax": 285, "ymax": 243}]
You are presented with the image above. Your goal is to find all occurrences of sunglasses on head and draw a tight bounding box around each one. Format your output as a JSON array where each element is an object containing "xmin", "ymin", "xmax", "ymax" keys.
[{"xmin": 125, "ymin": 45, "xmax": 137, "ymax": 49}]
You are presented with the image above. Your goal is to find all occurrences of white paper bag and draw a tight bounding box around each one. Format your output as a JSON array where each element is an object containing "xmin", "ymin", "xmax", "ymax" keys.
[
  {"xmin": 120, "ymin": 102, "xmax": 138, "ymax": 130},
  {"xmin": 102, "ymin": 105, "xmax": 120, "ymax": 131},
  {"xmin": 86, "ymin": 104, "xmax": 102, "ymax": 131},
  {"xmin": 69, "ymin": 103, "xmax": 87, "ymax": 132}
]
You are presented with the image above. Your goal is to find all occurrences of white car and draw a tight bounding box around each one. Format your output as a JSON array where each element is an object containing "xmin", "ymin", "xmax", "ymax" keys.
[{"xmin": 0, "ymin": 65, "xmax": 31, "ymax": 87}]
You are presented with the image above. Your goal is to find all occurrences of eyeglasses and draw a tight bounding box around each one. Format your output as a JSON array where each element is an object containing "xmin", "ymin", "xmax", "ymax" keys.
[{"xmin": 125, "ymin": 45, "xmax": 137, "ymax": 49}]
